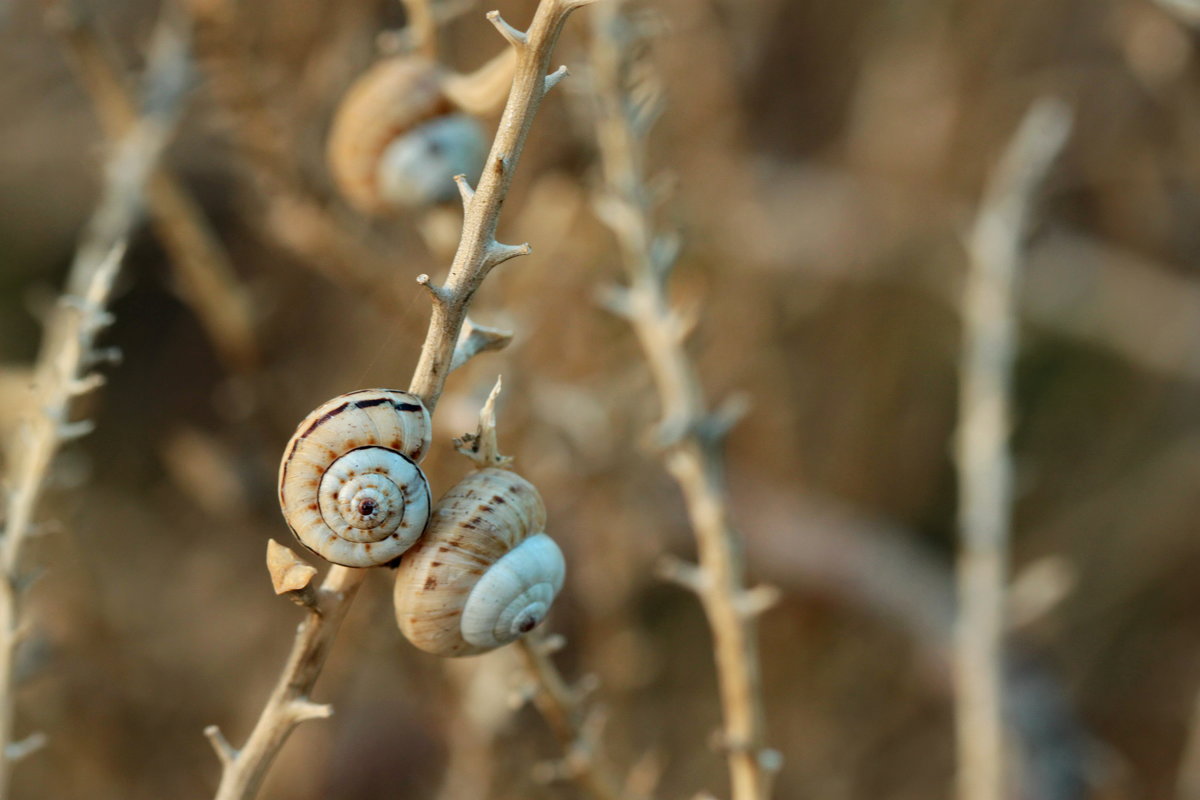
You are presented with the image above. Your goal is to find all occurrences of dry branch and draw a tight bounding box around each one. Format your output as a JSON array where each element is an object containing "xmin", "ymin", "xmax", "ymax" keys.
[
  {"xmin": 589, "ymin": 6, "xmax": 778, "ymax": 799},
  {"xmin": 45, "ymin": 0, "xmax": 258, "ymax": 372},
  {"xmin": 454, "ymin": 380, "xmax": 644, "ymax": 800},
  {"xmin": 204, "ymin": 3, "xmax": 597, "ymax": 797},
  {"xmin": 954, "ymin": 98, "xmax": 1071, "ymax": 800},
  {"xmin": 0, "ymin": 19, "xmax": 189, "ymax": 797}
]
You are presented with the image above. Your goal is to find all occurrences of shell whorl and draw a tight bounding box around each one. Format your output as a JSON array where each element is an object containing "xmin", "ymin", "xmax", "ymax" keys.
[
  {"xmin": 279, "ymin": 389, "xmax": 432, "ymax": 568},
  {"xmin": 393, "ymin": 468, "xmax": 565, "ymax": 657},
  {"xmin": 327, "ymin": 57, "xmax": 486, "ymax": 213}
]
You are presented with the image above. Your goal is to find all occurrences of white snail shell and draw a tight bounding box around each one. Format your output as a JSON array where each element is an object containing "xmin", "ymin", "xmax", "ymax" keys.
[
  {"xmin": 279, "ymin": 389, "xmax": 432, "ymax": 568},
  {"xmin": 393, "ymin": 468, "xmax": 566, "ymax": 657},
  {"xmin": 327, "ymin": 57, "xmax": 488, "ymax": 214}
]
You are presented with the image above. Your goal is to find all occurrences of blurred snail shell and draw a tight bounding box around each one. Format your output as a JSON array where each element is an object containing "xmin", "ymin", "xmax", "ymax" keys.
[
  {"xmin": 279, "ymin": 389, "xmax": 432, "ymax": 568},
  {"xmin": 393, "ymin": 468, "xmax": 565, "ymax": 657},
  {"xmin": 327, "ymin": 56, "xmax": 488, "ymax": 213}
]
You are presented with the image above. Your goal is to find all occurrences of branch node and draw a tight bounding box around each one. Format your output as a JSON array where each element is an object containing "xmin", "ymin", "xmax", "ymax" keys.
[
  {"xmin": 450, "ymin": 317, "xmax": 514, "ymax": 372},
  {"xmin": 288, "ymin": 698, "xmax": 333, "ymax": 723},
  {"xmin": 697, "ymin": 393, "xmax": 751, "ymax": 445},
  {"xmin": 538, "ymin": 632, "xmax": 567, "ymax": 655},
  {"xmin": 69, "ymin": 372, "xmax": 106, "ymax": 397},
  {"xmin": 486, "ymin": 10, "xmax": 528, "ymax": 49},
  {"xmin": 88, "ymin": 346, "xmax": 123, "ymax": 367},
  {"xmin": 650, "ymin": 231, "xmax": 681, "ymax": 276},
  {"xmin": 736, "ymin": 584, "xmax": 782, "ymax": 618},
  {"xmin": 58, "ymin": 419, "xmax": 95, "ymax": 442},
  {"xmin": 484, "ymin": 240, "xmax": 533, "ymax": 269},
  {"xmin": 544, "ymin": 65, "xmax": 569, "ymax": 92},
  {"xmin": 5, "ymin": 732, "xmax": 46, "ymax": 764},
  {"xmin": 204, "ymin": 725, "xmax": 237, "ymax": 766},
  {"xmin": 759, "ymin": 747, "xmax": 785, "ymax": 773},
  {"xmin": 416, "ymin": 274, "xmax": 451, "ymax": 306},
  {"xmin": 596, "ymin": 284, "xmax": 634, "ymax": 319},
  {"xmin": 508, "ymin": 680, "xmax": 539, "ymax": 710},
  {"xmin": 266, "ymin": 539, "xmax": 320, "ymax": 611},
  {"xmin": 453, "ymin": 173, "xmax": 475, "ymax": 211},
  {"xmin": 655, "ymin": 555, "xmax": 707, "ymax": 595}
]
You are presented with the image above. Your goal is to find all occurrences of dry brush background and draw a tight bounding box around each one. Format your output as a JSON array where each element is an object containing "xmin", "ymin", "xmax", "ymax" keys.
[{"xmin": 2, "ymin": 0, "xmax": 1200, "ymax": 798}]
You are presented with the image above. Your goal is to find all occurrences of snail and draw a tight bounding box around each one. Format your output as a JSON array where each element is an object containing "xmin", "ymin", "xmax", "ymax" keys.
[
  {"xmin": 327, "ymin": 49, "xmax": 514, "ymax": 214},
  {"xmin": 393, "ymin": 468, "xmax": 565, "ymax": 657},
  {"xmin": 278, "ymin": 389, "xmax": 433, "ymax": 568}
]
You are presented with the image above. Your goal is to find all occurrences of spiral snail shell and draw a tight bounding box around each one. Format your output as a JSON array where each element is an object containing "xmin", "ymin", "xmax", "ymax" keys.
[
  {"xmin": 327, "ymin": 56, "xmax": 488, "ymax": 214},
  {"xmin": 393, "ymin": 468, "xmax": 565, "ymax": 657},
  {"xmin": 279, "ymin": 389, "xmax": 433, "ymax": 568}
]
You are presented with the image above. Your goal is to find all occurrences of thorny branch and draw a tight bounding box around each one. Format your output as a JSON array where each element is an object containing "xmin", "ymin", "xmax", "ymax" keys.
[
  {"xmin": 44, "ymin": 0, "xmax": 258, "ymax": 373},
  {"xmin": 0, "ymin": 19, "xmax": 190, "ymax": 798},
  {"xmin": 453, "ymin": 380, "xmax": 646, "ymax": 800},
  {"xmin": 203, "ymin": 3, "xmax": 597, "ymax": 798},
  {"xmin": 955, "ymin": 98, "xmax": 1071, "ymax": 800},
  {"xmin": 589, "ymin": 5, "xmax": 779, "ymax": 799}
]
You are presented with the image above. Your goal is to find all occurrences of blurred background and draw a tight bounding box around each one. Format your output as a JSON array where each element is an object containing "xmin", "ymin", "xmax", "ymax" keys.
[{"xmin": 2, "ymin": 0, "xmax": 1200, "ymax": 797}]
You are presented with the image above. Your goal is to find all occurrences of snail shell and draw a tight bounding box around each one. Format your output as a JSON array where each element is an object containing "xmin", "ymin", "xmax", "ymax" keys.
[
  {"xmin": 393, "ymin": 468, "xmax": 565, "ymax": 657},
  {"xmin": 327, "ymin": 57, "xmax": 487, "ymax": 214},
  {"xmin": 279, "ymin": 389, "xmax": 433, "ymax": 568}
]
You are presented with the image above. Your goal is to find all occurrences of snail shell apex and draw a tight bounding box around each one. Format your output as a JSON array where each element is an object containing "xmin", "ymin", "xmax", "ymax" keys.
[
  {"xmin": 393, "ymin": 468, "xmax": 565, "ymax": 657},
  {"xmin": 279, "ymin": 389, "xmax": 432, "ymax": 568}
]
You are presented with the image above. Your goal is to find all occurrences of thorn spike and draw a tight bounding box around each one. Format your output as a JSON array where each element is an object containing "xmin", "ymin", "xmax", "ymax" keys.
[
  {"xmin": 544, "ymin": 65, "xmax": 569, "ymax": 92},
  {"xmin": 486, "ymin": 10, "xmax": 528, "ymax": 48}
]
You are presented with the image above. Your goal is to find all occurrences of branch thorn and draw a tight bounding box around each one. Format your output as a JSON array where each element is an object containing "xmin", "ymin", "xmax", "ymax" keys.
[
  {"xmin": 288, "ymin": 698, "xmax": 333, "ymax": 723},
  {"xmin": 655, "ymin": 555, "xmax": 707, "ymax": 594},
  {"xmin": 544, "ymin": 65, "xmax": 569, "ymax": 92},
  {"xmin": 735, "ymin": 584, "xmax": 782, "ymax": 618},
  {"xmin": 204, "ymin": 725, "xmax": 237, "ymax": 766},
  {"xmin": 416, "ymin": 274, "xmax": 451, "ymax": 306},
  {"xmin": 450, "ymin": 317, "xmax": 514, "ymax": 372},
  {"xmin": 453, "ymin": 173, "xmax": 475, "ymax": 210},
  {"xmin": 484, "ymin": 240, "xmax": 532, "ymax": 269},
  {"xmin": 486, "ymin": 10, "xmax": 528, "ymax": 49},
  {"xmin": 5, "ymin": 732, "xmax": 46, "ymax": 763}
]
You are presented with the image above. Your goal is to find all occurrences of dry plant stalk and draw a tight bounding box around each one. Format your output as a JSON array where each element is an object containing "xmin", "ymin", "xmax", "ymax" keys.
[
  {"xmin": 203, "ymin": 3, "xmax": 597, "ymax": 798},
  {"xmin": 0, "ymin": 21, "xmax": 189, "ymax": 798},
  {"xmin": 45, "ymin": 0, "xmax": 258, "ymax": 372},
  {"xmin": 589, "ymin": 6, "xmax": 778, "ymax": 799},
  {"xmin": 955, "ymin": 98, "xmax": 1071, "ymax": 800},
  {"xmin": 517, "ymin": 634, "xmax": 638, "ymax": 800},
  {"xmin": 456, "ymin": 381, "xmax": 640, "ymax": 799}
]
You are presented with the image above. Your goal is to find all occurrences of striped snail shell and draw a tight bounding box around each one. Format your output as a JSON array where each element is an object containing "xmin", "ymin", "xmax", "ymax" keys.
[
  {"xmin": 327, "ymin": 56, "xmax": 487, "ymax": 214},
  {"xmin": 393, "ymin": 468, "xmax": 565, "ymax": 657},
  {"xmin": 279, "ymin": 389, "xmax": 433, "ymax": 568}
]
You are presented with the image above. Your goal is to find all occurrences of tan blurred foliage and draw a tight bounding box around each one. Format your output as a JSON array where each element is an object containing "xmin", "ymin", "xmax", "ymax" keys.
[{"xmin": 2, "ymin": 0, "xmax": 1200, "ymax": 798}]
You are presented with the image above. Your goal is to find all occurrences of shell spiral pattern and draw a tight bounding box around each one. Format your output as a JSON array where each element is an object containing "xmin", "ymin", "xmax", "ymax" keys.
[
  {"xmin": 279, "ymin": 389, "xmax": 433, "ymax": 568},
  {"xmin": 393, "ymin": 468, "xmax": 566, "ymax": 657}
]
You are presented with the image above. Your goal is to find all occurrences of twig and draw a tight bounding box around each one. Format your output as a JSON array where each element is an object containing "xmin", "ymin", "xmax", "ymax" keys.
[
  {"xmin": 517, "ymin": 634, "xmax": 635, "ymax": 800},
  {"xmin": 0, "ymin": 18, "xmax": 189, "ymax": 797},
  {"xmin": 204, "ymin": 3, "xmax": 596, "ymax": 798},
  {"xmin": 409, "ymin": 0, "xmax": 598, "ymax": 408},
  {"xmin": 454, "ymin": 381, "xmax": 646, "ymax": 800},
  {"xmin": 955, "ymin": 98, "xmax": 1071, "ymax": 800},
  {"xmin": 44, "ymin": 0, "xmax": 259, "ymax": 372},
  {"xmin": 588, "ymin": 6, "xmax": 778, "ymax": 799}
]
